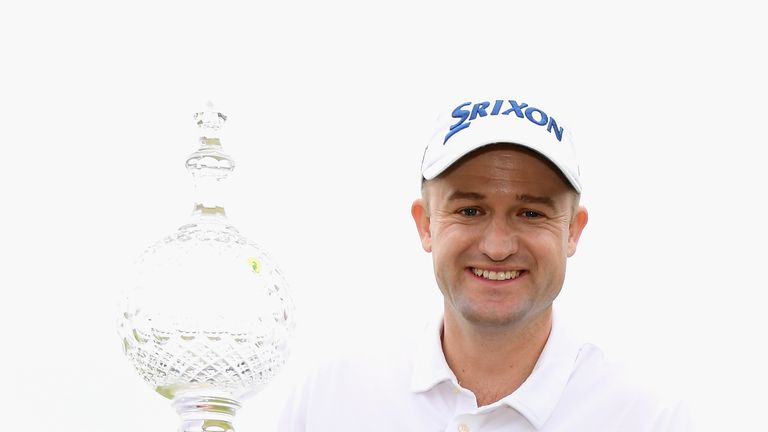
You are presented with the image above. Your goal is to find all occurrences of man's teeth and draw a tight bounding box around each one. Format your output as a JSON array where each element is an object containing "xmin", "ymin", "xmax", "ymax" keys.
[{"xmin": 472, "ymin": 268, "xmax": 521, "ymax": 281}]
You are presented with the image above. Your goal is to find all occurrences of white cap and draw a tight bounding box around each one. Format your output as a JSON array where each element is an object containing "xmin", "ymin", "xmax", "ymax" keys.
[{"xmin": 421, "ymin": 98, "xmax": 582, "ymax": 193}]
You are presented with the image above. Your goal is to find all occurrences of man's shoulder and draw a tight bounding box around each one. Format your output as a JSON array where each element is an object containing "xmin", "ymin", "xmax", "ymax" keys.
[
  {"xmin": 571, "ymin": 343, "xmax": 683, "ymax": 401},
  {"xmin": 277, "ymin": 326, "xmax": 424, "ymax": 431},
  {"xmin": 285, "ymin": 322, "xmax": 425, "ymax": 397},
  {"xmin": 310, "ymin": 331, "xmax": 415, "ymax": 388},
  {"xmin": 557, "ymin": 342, "xmax": 692, "ymax": 430}
]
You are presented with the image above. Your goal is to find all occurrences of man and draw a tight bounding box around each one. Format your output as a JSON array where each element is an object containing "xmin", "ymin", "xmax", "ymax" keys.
[{"xmin": 279, "ymin": 97, "xmax": 691, "ymax": 431}]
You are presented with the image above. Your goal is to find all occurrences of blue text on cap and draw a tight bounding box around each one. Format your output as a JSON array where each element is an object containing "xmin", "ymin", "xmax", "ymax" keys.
[{"xmin": 443, "ymin": 100, "xmax": 564, "ymax": 145}]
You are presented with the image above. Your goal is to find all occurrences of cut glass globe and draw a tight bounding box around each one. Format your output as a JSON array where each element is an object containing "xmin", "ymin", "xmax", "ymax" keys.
[{"xmin": 117, "ymin": 102, "xmax": 295, "ymax": 432}]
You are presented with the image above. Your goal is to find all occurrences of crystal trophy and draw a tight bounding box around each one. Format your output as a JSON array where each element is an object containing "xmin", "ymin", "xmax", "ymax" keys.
[{"xmin": 117, "ymin": 102, "xmax": 295, "ymax": 432}]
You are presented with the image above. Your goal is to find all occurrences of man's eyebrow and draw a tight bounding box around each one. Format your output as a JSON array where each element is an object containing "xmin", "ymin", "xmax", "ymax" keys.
[
  {"xmin": 447, "ymin": 191, "xmax": 485, "ymax": 201},
  {"xmin": 517, "ymin": 194, "xmax": 556, "ymax": 208},
  {"xmin": 446, "ymin": 191, "xmax": 557, "ymax": 208}
]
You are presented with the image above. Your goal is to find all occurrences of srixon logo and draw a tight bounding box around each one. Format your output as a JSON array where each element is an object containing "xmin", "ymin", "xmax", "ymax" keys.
[{"xmin": 444, "ymin": 100, "xmax": 564, "ymax": 144}]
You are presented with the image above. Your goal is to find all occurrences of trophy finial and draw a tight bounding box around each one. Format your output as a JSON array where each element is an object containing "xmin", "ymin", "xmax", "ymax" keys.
[
  {"xmin": 186, "ymin": 101, "xmax": 235, "ymax": 180},
  {"xmin": 194, "ymin": 101, "xmax": 227, "ymax": 135}
]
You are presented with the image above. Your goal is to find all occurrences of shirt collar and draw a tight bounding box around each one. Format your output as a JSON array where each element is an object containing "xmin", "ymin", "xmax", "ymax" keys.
[
  {"xmin": 409, "ymin": 314, "xmax": 456, "ymax": 393},
  {"xmin": 409, "ymin": 313, "xmax": 583, "ymax": 430}
]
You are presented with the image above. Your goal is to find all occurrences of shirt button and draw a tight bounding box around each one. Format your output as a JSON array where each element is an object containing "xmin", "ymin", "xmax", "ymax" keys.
[{"xmin": 458, "ymin": 424, "xmax": 470, "ymax": 432}]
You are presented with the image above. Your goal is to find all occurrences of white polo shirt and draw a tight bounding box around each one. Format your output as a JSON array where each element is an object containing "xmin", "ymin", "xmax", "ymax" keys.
[{"xmin": 279, "ymin": 315, "xmax": 691, "ymax": 431}]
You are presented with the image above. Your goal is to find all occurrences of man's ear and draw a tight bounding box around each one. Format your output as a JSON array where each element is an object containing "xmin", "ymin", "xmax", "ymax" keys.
[
  {"xmin": 411, "ymin": 199, "xmax": 432, "ymax": 253},
  {"xmin": 567, "ymin": 206, "xmax": 589, "ymax": 257}
]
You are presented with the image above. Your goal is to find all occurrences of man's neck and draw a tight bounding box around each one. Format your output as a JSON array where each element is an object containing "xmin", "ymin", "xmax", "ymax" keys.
[{"xmin": 441, "ymin": 308, "xmax": 553, "ymax": 407}]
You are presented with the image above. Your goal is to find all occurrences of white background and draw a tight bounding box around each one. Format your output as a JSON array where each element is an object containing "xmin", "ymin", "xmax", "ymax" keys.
[{"xmin": 1, "ymin": 1, "xmax": 766, "ymax": 430}]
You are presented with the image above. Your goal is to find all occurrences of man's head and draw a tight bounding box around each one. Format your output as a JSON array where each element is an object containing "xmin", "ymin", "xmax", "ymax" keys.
[{"xmin": 412, "ymin": 98, "xmax": 588, "ymax": 330}]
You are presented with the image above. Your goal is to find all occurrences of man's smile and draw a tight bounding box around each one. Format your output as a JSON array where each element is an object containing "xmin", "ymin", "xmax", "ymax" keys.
[{"xmin": 469, "ymin": 267, "xmax": 525, "ymax": 281}]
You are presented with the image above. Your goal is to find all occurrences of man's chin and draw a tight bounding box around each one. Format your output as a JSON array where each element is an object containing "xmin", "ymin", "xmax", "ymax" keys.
[{"xmin": 456, "ymin": 306, "xmax": 526, "ymax": 329}]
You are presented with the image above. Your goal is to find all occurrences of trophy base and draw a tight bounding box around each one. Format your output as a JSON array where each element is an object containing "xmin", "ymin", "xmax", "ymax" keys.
[{"xmin": 172, "ymin": 395, "xmax": 241, "ymax": 432}]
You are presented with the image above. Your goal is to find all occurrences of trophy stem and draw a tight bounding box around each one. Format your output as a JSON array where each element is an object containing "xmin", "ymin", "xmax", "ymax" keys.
[{"xmin": 172, "ymin": 395, "xmax": 242, "ymax": 432}]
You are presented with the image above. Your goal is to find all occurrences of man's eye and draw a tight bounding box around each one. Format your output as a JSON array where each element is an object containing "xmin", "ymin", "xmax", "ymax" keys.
[
  {"xmin": 459, "ymin": 208, "xmax": 480, "ymax": 217},
  {"xmin": 521, "ymin": 210, "xmax": 543, "ymax": 218}
]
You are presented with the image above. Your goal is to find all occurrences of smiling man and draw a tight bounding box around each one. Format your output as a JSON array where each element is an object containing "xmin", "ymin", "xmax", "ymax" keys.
[
  {"xmin": 412, "ymin": 143, "xmax": 588, "ymax": 409},
  {"xmin": 279, "ymin": 98, "xmax": 691, "ymax": 431}
]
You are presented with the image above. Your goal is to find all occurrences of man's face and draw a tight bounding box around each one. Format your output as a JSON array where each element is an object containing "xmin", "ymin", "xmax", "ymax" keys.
[{"xmin": 411, "ymin": 146, "xmax": 588, "ymax": 329}]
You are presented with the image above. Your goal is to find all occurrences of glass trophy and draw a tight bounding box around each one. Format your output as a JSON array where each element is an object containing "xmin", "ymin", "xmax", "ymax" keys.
[{"xmin": 117, "ymin": 102, "xmax": 295, "ymax": 432}]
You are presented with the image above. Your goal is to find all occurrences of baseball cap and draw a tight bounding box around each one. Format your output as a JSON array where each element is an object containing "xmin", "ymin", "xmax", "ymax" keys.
[{"xmin": 421, "ymin": 98, "xmax": 582, "ymax": 193}]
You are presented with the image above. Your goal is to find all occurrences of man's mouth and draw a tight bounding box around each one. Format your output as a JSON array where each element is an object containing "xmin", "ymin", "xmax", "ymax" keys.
[{"xmin": 471, "ymin": 267, "xmax": 523, "ymax": 281}]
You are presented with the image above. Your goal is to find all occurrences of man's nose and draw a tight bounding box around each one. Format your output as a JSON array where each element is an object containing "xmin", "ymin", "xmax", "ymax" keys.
[{"xmin": 478, "ymin": 217, "xmax": 518, "ymax": 261}]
